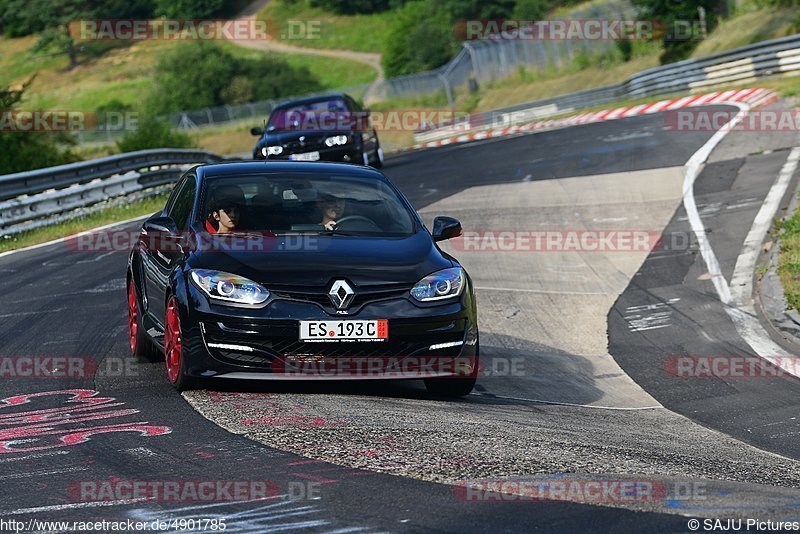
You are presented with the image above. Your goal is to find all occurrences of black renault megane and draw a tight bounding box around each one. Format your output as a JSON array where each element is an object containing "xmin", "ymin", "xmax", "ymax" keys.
[{"xmin": 127, "ymin": 161, "xmax": 478, "ymax": 395}]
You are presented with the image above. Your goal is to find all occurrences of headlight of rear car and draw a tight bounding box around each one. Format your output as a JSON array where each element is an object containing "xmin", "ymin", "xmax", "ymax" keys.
[
  {"xmin": 324, "ymin": 135, "xmax": 348, "ymax": 147},
  {"xmin": 263, "ymin": 145, "xmax": 283, "ymax": 156},
  {"xmin": 190, "ymin": 269, "xmax": 269, "ymax": 306},
  {"xmin": 411, "ymin": 267, "xmax": 464, "ymax": 302}
]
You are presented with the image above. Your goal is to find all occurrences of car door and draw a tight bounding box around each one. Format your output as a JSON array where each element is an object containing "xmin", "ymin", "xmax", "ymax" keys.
[{"xmin": 142, "ymin": 175, "xmax": 196, "ymax": 326}]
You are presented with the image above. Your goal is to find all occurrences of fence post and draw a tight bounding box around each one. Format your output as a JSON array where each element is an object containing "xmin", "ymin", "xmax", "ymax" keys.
[{"xmin": 436, "ymin": 73, "xmax": 455, "ymax": 121}]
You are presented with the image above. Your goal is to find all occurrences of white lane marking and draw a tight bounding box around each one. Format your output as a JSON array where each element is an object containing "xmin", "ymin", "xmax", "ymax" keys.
[
  {"xmin": 3, "ymin": 499, "xmax": 151, "ymax": 515},
  {"xmin": 470, "ymin": 392, "xmax": 661, "ymax": 411},
  {"xmin": 682, "ymin": 105, "xmax": 744, "ymax": 304},
  {"xmin": 0, "ymin": 467, "xmax": 87, "ymax": 480},
  {"xmin": 681, "ymin": 96, "xmax": 800, "ymax": 378},
  {"xmin": 622, "ymin": 298, "xmax": 679, "ymax": 332},
  {"xmin": 730, "ymin": 147, "xmax": 800, "ymax": 302},
  {"xmin": 0, "ymin": 450, "xmax": 70, "ymax": 463},
  {"xmin": 0, "ymin": 214, "xmax": 148, "ymax": 261},
  {"xmin": 725, "ymin": 147, "xmax": 800, "ymax": 373},
  {"xmin": 474, "ymin": 286, "xmax": 612, "ymax": 296},
  {"xmin": 0, "ymin": 308, "xmax": 66, "ymax": 319}
]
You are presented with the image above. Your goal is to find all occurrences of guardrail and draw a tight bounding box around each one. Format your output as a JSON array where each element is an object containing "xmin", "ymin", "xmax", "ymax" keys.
[
  {"xmin": 0, "ymin": 149, "xmax": 225, "ymax": 235},
  {"xmin": 415, "ymin": 32, "xmax": 800, "ymax": 142}
]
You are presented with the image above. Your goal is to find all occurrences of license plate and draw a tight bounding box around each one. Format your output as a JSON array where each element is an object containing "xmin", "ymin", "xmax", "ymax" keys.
[
  {"xmin": 300, "ymin": 320, "xmax": 388, "ymax": 341},
  {"xmin": 290, "ymin": 151, "xmax": 320, "ymax": 161}
]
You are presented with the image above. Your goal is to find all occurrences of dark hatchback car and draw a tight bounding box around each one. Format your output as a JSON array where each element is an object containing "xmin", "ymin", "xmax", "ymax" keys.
[
  {"xmin": 127, "ymin": 162, "xmax": 478, "ymax": 395},
  {"xmin": 251, "ymin": 93, "xmax": 384, "ymax": 168}
]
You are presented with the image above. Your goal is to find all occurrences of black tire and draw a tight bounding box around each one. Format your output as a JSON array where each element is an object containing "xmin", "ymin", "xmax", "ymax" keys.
[
  {"xmin": 424, "ymin": 375, "xmax": 477, "ymax": 397},
  {"xmin": 424, "ymin": 343, "xmax": 479, "ymax": 397},
  {"xmin": 371, "ymin": 144, "xmax": 384, "ymax": 169}
]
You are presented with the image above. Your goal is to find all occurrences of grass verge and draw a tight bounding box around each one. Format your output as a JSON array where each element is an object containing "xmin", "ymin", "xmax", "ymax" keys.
[
  {"xmin": 0, "ymin": 193, "xmax": 168, "ymax": 254},
  {"xmin": 776, "ymin": 201, "xmax": 800, "ymax": 312}
]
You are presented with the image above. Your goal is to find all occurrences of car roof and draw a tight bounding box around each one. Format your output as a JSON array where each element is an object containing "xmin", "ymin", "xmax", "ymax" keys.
[
  {"xmin": 195, "ymin": 161, "xmax": 386, "ymax": 181},
  {"xmin": 272, "ymin": 93, "xmax": 351, "ymax": 110}
]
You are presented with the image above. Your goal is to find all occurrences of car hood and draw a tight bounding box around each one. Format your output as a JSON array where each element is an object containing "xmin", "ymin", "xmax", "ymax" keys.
[{"xmin": 189, "ymin": 231, "xmax": 451, "ymax": 287}]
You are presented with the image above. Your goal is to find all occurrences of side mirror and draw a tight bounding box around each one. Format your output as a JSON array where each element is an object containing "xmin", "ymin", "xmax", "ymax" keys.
[
  {"xmin": 143, "ymin": 216, "xmax": 178, "ymax": 236},
  {"xmin": 250, "ymin": 126, "xmax": 264, "ymax": 136},
  {"xmin": 432, "ymin": 216, "xmax": 462, "ymax": 242}
]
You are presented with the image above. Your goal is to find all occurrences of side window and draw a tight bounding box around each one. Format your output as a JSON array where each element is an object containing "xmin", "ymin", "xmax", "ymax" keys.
[
  {"xmin": 167, "ymin": 177, "xmax": 197, "ymax": 231},
  {"xmin": 164, "ymin": 174, "xmax": 190, "ymax": 215}
]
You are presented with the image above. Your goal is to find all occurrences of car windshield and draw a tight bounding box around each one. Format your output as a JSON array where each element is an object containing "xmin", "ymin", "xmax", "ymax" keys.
[
  {"xmin": 267, "ymin": 99, "xmax": 352, "ymax": 132},
  {"xmin": 201, "ymin": 173, "xmax": 416, "ymax": 237}
]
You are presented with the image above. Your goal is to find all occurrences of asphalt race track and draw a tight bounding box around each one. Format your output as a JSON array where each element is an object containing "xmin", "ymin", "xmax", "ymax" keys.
[{"xmin": 1, "ymin": 103, "xmax": 800, "ymax": 532}]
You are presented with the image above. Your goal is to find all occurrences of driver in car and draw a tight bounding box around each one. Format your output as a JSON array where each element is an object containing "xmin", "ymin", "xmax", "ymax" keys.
[{"xmin": 318, "ymin": 193, "xmax": 346, "ymax": 230}]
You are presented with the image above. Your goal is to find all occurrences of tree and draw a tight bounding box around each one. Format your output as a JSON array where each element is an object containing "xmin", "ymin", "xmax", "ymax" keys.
[
  {"xmin": 0, "ymin": 80, "xmax": 79, "ymax": 174},
  {"xmin": 116, "ymin": 114, "xmax": 193, "ymax": 153},
  {"xmin": 146, "ymin": 41, "xmax": 322, "ymax": 114},
  {"xmin": 382, "ymin": 0, "xmax": 459, "ymax": 77},
  {"xmin": 153, "ymin": 0, "xmax": 224, "ymax": 18},
  {"xmin": 632, "ymin": 0, "xmax": 722, "ymax": 64},
  {"xmin": 309, "ymin": 0, "xmax": 407, "ymax": 14}
]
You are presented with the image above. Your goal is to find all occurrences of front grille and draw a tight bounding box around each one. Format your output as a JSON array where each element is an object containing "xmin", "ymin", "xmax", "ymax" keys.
[{"xmin": 271, "ymin": 284, "xmax": 412, "ymax": 311}]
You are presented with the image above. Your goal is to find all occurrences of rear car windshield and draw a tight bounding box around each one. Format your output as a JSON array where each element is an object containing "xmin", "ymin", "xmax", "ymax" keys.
[{"xmin": 201, "ymin": 173, "xmax": 416, "ymax": 237}]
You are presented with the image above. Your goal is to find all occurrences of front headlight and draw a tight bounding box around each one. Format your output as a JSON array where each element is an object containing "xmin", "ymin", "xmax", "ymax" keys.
[
  {"xmin": 190, "ymin": 269, "xmax": 270, "ymax": 306},
  {"xmin": 411, "ymin": 267, "xmax": 464, "ymax": 302},
  {"xmin": 324, "ymin": 135, "xmax": 348, "ymax": 147},
  {"xmin": 263, "ymin": 145, "xmax": 283, "ymax": 156}
]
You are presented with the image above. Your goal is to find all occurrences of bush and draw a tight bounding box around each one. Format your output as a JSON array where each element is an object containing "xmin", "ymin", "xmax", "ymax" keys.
[
  {"xmin": 309, "ymin": 0, "xmax": 406, "ymax": 14},
  {"xmin": 116, "ymin": 115, "xmax": 193, "ymax": 153},
  {"xmin": 153, "ymin": 0, "xmax": 224, "ymax": 18},
  {"xmin": 632, "ymin": 0, "xmax": 720, "ymax": 64},
  {"xmin": 382, "ymin": 0, "xmax": 459, "ymax": 77},
  {"xmin": 146, "ymin": 42, "xmax": 322, "ymax": 114},
  {"xmin": 0, "ymin": 81, "xmax": 79, "ymax": 174}
]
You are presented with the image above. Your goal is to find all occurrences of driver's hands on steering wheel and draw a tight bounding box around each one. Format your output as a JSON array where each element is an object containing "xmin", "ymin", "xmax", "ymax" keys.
[{"xmin": 324, "ymin": 220, "xmax": 337, "ymax": 230}]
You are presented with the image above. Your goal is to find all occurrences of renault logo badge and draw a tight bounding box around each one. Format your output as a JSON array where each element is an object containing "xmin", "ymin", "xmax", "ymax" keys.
[{"xmin": 328, "ymin": 280, "xmax": 355, "ymax": 310}]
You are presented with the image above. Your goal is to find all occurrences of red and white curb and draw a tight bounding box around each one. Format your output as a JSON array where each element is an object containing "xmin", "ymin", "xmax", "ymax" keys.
[{"xmin": 400, "ymin": 88, "xmax": 779, "ymax": 152}]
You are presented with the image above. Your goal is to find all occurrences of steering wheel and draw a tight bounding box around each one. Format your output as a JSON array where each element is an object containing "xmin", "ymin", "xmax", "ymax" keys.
[{"xmin": 334, "ymin": 215, "xmax": 380, "ymax": 231}]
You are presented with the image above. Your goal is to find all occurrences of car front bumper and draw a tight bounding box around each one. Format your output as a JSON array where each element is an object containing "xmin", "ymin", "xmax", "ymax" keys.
[{"xmin": 179, "ymin": 286, "xmax": 479, "ymax": 380}]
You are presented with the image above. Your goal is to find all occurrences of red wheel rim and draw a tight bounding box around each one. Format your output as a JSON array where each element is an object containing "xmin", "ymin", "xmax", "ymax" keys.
[
  {"xmin": 127, "ymin": 281, "xmax": 138, "ymax": 354},
  {"xmin": 165, "ymin": 297, "xmax": 182, "ymax": 383}
]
